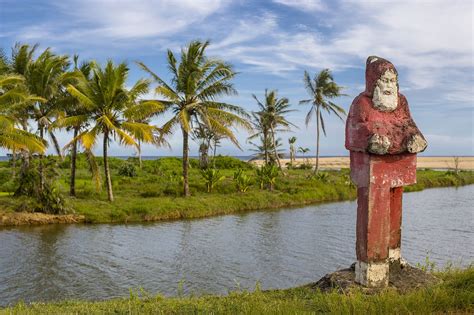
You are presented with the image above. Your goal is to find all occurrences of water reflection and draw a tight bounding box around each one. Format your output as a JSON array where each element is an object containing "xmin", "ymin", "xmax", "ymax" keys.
[{"xmin": 0, "ymin": 185, "xmax": 472, "ymax": 306}]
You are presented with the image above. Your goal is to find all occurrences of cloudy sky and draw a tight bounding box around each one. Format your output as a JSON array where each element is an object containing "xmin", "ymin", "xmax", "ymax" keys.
[{"xmin": 0, "ymin": 0, "xmax": 473, "ymax": 156}]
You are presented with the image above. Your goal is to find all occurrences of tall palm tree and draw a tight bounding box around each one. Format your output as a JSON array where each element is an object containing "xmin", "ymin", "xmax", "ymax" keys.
[
  {"xmin": 138, "ymin": 40, "xmax": 251, "ymax": 197},
  {"xmin": 51, "ymin": 55, "xmax": 96, "ymax": 196},
  {"xmin": 288, "ymin": 136, "xmax": 297, "ymax": 165},
  {"xmin": 299, "ymin": 69, "xmax": 346, "ymax": 174},
  {"xmin": 13, "ymin": 45, "xmax": 76, "ymax": 189},
  {"xmin": 64, "ymin": 60, "xmax": 160, "ymax": 202},
  {"xmin": 249, "ymin": 89, "xmax": 295, "ymax": 169}
]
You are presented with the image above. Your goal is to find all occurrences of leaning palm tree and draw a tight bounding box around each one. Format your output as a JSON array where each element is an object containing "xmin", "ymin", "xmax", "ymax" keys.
[
  {"xmin": 64, "ymin": 60, "xmax": 160, "ymax": 202},
  {"xmin": 249, "ymin": 89, "xmax": 296, "ymax": 170},
  {"xmin": 0, "ymin": 74, "xmax": 46, "ymax": 153},
  {"xmin": 138, "ymin": 40, "xmax": 251, "ymax": 197},
  {"xmin": 299, "ymin": 69, "xmax": 346, "ymax": 174}
]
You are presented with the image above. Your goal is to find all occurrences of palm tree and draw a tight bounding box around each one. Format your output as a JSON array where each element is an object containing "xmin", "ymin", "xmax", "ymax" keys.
[
  {"xmin": 64, "ymin": 60, "xmax": 160, "ymax": 202},
  {"xmin": 288, "ymin": 136, "xmax": 297, "ymax": 165},
  {"xmin": 298, "ymin": 146, "xmax": 310, "ymax": 165},
  {"xmin": 0, "ymin": 74, "xmax": 46, "ymax": 154},
  {"xmin": 138, "ymin": 40, "xmax": 251, "ymax": 197},
  {"xmin": 299, "ymin": 69, "xmax": 346, "ymax": 174},
  {"xmin": 249, "ymin": 89, "xmax": 295, "ymax": 169},
  {"xmin": 51, "ymin": 55, "xmax": 96, "ymax": 196},
  {"xmin": 14, "ymin": 45, "xmax": 76, "ymax": 189}
]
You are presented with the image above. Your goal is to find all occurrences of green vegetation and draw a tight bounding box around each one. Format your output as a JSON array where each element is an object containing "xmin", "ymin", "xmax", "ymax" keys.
[
  {"xmin": 0, "ymin": 156, "xmax": 472, "ymax": 224},
  {"xmin": 2, "ymin": 266, "xmax": 472, "ymax": 314}
]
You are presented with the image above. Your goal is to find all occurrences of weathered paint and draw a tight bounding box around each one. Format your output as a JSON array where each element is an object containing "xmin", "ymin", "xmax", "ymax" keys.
[
  {"xmin": 355, "ymin": 261, "xmax": 389, "ymax": 287},
  {"xmin": 346, "ymin": 56, "xmax": 427, "ymax": 288}
]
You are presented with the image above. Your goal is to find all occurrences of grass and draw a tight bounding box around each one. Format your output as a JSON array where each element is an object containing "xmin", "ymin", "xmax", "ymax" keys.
[
  {"xmin": 2, "ymin": 266, "xmax": 473, "ymax": 314},
  {"xmin": 0, "ymin": 156, "xmax": 473, "ymax": 224}
]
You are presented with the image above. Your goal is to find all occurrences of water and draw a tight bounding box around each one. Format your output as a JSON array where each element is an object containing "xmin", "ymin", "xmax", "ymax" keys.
[{"xmin": 0, "ymin": 185, "xmax": 472, "ymax": 306}]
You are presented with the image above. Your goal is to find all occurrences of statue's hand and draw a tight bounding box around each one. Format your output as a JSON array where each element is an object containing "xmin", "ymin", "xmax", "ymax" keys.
[
  {"xmin": 368, "ymin": 134, "xmax": 391, "ymax": 154},
  {"xmin": 407, "ymin": 134, "xmax": 427, "ymax": 153}
]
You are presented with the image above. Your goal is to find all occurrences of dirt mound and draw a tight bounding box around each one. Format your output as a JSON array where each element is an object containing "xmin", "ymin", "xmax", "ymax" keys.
[
  {"xmin": 308, "ymin": 262, "xmax": 440, "ymax": 294},
  {"xmin": 0, "ymin": 212, "xmax": 85, "ymax": 226}
]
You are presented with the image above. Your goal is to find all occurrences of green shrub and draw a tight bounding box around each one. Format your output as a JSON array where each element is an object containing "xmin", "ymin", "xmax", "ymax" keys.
[
  {"xmin": 211, "ymin": 155, "xmax": 253, "ymax": 169},
  {"xmin": 200, "ymin": 168, "xmax": 225, "ymax": 193},
  {"xmin": 118, "ymin": 162, "xmax": 137, "ymax": 177},
  {"xmin": 255, "ymin": 164, "xmax": 279, "ymax": 191},
  {"xmin": 14, "ymin": 169, "xmax": 70, "ymax": 214},
  {"xmin": 233, "ymin": 169, "xmax": 253, "ymax": 192}
]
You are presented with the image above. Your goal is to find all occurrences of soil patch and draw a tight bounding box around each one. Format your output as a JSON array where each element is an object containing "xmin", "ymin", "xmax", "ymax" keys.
[
  {"xmin": 307, "ymin": 262, "xmax": 440, "ymax": 294},
  {"xmin": 0, "ymin": 212, "xmax": 85, "ymax": 226}
]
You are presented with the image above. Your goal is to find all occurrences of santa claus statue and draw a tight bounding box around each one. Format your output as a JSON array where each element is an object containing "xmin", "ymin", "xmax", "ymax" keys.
[{"xmin": 345, "ymin": 56, "xmax": 427, "ymax": 287}]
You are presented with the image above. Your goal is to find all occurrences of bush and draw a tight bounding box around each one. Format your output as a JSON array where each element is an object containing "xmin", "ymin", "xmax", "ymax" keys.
[
  {"xmin": 233, "ymin": 169, "xmax": 253, "ymax": 192},
  {"xmin": 118, "ymin": 162, "xmax": 137, "ymax": 177},
  {"xmin": 200, "ymin": 168, "xmax": 225, "ymax": 193},
  {"xmin": 14, "ymin": 163, "xmax": 70, "ymax": 214},
  {"xmin": 255, "ymin": 164, "xmax": 279, "ymax": 191},
  {"xmin": 210, "ymin": 155, "xmax": 253, "ymax": 170}
]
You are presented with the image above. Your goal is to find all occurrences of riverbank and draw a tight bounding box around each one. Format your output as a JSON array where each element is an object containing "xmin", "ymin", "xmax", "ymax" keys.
[
  {"xmin": 0, "ymin": 167, "xmax": 473, "ymax": 226},
  {"xmin": 1, "ymin": 266, "xmax": 472, "ymax": 314}
]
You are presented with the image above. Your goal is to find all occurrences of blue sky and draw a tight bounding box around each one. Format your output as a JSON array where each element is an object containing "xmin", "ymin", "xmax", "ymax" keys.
[{"xmin": 1, "ymin": 0, "xmax": 473, "ymax": 156}]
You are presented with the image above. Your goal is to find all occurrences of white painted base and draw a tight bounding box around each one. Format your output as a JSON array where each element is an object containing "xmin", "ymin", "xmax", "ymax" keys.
[
  {"xmin": 389, "ymin": 248, "xmax": 401, "ymax": 261},
  {"xmin": 355, "ymin": 261, "xmax": 389, "ymax": 287}
]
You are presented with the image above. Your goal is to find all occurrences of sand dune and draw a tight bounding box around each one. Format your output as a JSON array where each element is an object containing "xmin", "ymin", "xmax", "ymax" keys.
[{"xmin": 250, "ymin": 156, "xmax": 474, "ymax": 170}]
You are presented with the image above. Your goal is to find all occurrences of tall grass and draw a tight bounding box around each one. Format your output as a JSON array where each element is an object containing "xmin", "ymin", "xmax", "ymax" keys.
[{"xmin": 2, "ymin": 266, "xmax": 473, "ymax": 314}]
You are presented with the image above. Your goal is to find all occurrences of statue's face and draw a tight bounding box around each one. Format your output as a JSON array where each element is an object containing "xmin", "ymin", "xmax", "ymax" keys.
[{"xmin": 372, "ymin": 70, "xmax": 398, "ymax": 111}]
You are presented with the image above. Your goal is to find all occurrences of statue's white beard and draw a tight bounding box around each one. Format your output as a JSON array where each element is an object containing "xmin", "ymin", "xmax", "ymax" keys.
[{"xmin": 372, "ymin": 85, "xmax": 398, "ymax": 111}]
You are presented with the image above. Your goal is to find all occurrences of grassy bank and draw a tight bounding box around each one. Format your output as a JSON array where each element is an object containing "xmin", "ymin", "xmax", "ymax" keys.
[
  {"xmin": 0, "ymin": 157, "xmax": 473, "ymax": 225},
  {"xmin": 2, "ymin": 266, "xmax": 473, "ymax": 314}
]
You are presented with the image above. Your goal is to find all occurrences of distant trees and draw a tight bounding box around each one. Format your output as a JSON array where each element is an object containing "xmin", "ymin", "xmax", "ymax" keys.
[{"xmin": 300, "ymin": 69, "xmax": 346, "ymax": 174}]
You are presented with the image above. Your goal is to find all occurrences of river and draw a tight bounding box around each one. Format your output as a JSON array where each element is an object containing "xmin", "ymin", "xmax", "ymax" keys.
[{"xmin": 0, "ymin": 185, "xmax": 472, "ymax": 306}]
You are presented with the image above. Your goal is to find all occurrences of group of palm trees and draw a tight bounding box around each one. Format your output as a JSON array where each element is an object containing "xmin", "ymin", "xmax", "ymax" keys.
[{"xmin": 0, "ymin": 40, "xmax": 346, "ymax": 202}]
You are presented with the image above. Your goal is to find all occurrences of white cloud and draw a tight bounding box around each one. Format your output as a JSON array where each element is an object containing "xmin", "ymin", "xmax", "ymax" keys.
[
  {"xmin": 15, "ymin": 0, "xmax": 229, "ymax": 44},
  {"xmin": 272, "ymin": 0, "xmax": 326, "ymax": 12}
]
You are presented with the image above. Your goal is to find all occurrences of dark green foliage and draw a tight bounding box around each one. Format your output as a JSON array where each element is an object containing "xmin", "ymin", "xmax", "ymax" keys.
[
  {"xmin": 211, "ymin": 155, "xmax": 253, "ymax": 170},
  {"xmin": 14, "ymin": 161, "xmax": 69, "ymax": 214},
  {"xmin": 118, "ymin": 162, "xmax": 137, "ymax": 177}
]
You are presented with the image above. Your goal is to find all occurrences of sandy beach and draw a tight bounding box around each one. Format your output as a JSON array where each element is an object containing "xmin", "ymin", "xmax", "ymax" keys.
[{"xmin": 250, "ymin": 156, "xmax": 474, "ymax": 170}]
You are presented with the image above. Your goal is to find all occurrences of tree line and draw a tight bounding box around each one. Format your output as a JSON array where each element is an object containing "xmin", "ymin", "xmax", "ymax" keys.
[{"xmin": 0, "ymin": 40, "xmax": 345, "ymax": 203}]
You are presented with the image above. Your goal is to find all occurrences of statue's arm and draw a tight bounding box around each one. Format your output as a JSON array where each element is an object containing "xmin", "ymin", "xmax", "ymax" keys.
[{"xmin": 399, "ymin": 96, "xmax": 428, "ymax": 153}]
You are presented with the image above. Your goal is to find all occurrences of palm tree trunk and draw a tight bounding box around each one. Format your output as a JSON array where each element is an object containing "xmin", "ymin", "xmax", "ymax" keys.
[
  {"xmin": 270, "ymin": 125, "xmax": 283, "ymax": 171},
  {"xmin": 103, "ymin": 131, "xmax": 114, "ymax": 202},
  {"xmin": 263, "ymin": 131, "xmax": 269, "ymax": 165},
  {"xmin": 315, "ymin": 106, "xmax": 320, "ymax": 174},
  {"xmin": 12, "ymin": 149, "xmax": 16, "ymax": 177},
  {"xmin": 138, "ymin": 139, "xmax": 142, "ymax": 169},
  {"xmin": 70, "ymin": 127, "xmax": 78, "ymax": 197},
  {"xmin": 182, "ymin": 127, "xmax": 190, "ymax": 197},
  {"xmin": 39, "ymin": 125, "xmax": 45, "ymax": 191},
  {"xmin": 50, "ymin": 131, "xmax": 64, "ymax": 161},
  {"xmin": 213, "ymin": 139, "xmax": 217, "ymax": 168}
]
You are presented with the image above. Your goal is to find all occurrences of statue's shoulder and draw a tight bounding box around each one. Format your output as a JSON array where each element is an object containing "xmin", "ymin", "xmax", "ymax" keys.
[
  {"xmin": 350, "ymin": 93, "xmax": 372, "ymax": 115},
  {"xmin": 398, "ymin": 93, "xmax": 408, "ymax": 104}
]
